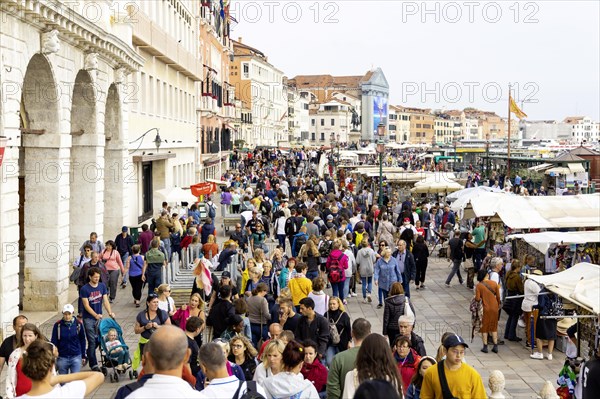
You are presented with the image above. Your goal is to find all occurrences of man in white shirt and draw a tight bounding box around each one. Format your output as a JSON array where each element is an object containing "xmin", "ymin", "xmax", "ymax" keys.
[
  {"xmin": 128, "ymin": 326, "xmax": 202, "ymax": 398},
  {"xmin": 198, "ymin": 342, "xmax": 267, "ymax": 398}
]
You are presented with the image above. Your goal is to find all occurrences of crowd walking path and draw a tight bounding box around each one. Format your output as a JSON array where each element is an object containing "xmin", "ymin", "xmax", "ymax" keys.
[{"xmin": 12, "ymin": 218, "xmax": 562, "ymax": 399}]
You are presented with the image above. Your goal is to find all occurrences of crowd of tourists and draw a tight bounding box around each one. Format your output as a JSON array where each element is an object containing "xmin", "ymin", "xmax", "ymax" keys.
[{"xmin": 1, "ymin": 147, "xmax": 598, "ymax": 399}]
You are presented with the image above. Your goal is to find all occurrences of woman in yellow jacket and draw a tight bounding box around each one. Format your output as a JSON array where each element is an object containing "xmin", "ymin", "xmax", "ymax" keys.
[{"xmin": 288, "ymin": 263, "xmax": 313, "ymax": 309}]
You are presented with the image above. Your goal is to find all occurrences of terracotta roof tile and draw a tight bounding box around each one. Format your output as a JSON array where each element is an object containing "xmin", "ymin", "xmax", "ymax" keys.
[{"xmin": 563, "ymin": 116, "xmax": 585, "ymax": 124}]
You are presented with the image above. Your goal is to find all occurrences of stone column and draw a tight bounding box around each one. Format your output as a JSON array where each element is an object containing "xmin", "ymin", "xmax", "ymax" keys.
[{"xmin": 22, "ymin": 134, "xmax": 71, "ymax": 311}]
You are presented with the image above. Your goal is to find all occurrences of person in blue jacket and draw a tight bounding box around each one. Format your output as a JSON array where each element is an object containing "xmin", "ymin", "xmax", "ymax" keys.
[{"xmin": 51, "ymin": 303, "xmax": 87, "ymax": 374}]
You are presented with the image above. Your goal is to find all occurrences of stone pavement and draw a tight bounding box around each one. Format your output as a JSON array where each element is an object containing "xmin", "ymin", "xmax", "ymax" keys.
[{"xmin": 6, "ymin": 225, "xmax": 563, "ymax": 398}]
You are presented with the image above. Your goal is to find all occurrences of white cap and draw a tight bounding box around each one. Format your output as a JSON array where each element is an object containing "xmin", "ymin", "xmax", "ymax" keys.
[{"xmin": 62, "ymin": 304, "xmax": 75, "ymax": 314}]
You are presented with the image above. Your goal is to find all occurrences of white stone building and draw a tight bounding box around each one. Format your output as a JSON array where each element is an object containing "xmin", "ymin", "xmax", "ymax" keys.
[
  {"xmin": 128, "ymin": 0, "xmax": 203, "ymax": 223},
  {"xmin": 0, "ymin": 0, "xmax": 144, "ymax": 325},
  {"xmin": 308, "ymin": 99, "xmax": 354, "ymax": 146},
  {"xmin": 286, "ymin": 86, "xmax": 310, "ymax": 144},
  {"xmin": 231, "ymin": 39, "xmax": 286, "ymax": 147},
  {"xmin": 564, "ymin": 116, "xmax": 600, "ymax": 144}
]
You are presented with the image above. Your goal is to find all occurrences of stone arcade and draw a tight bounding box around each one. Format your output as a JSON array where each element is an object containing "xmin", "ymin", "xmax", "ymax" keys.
[{"xmin": 0, "ymin": 0, "xmax": 144, "ymax": 326}]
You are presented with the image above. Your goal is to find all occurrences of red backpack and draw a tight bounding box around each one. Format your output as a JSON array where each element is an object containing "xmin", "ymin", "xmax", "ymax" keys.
[{"xmin": 328, "ymin": 254, "xmax": 345, "ymax": 283}]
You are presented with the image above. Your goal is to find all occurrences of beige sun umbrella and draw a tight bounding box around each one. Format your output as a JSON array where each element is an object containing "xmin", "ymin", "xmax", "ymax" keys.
[{"xmin": 411, "ymin": 180, "xmax": 463, "ymax": 194}]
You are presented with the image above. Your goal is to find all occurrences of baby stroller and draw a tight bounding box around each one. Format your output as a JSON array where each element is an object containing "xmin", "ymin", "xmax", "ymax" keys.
[{"xmin": 97, "ymin": 318, "xmax": 137, "ymax": 383}]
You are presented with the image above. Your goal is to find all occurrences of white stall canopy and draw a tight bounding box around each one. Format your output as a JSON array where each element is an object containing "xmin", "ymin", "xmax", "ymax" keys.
[
  {"xmin": 528, "ymin": 263, "xmax": 600, "ymax": 314},
  {"xmin": 506, "ymin": 231, "xmax": 600, "ymax": 254},
  {"xmin": 466, "ymin": 193, "xmax": 600, "ymax": 229}
]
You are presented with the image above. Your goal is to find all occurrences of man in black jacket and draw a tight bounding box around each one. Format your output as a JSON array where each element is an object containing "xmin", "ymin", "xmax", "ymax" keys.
[
  {"xmin": 295, "ymin": 297, "xmax": 329, "ymax": 359},
  {"xmin": 393, "ymin": 240, "xmax": 416, "ymax": 298},
  {"xmin": 207, "ymin": 285, "xmax": 235, "ymax": 338},
  {"xmin": 445, "ymin": 229, "xmax": 465, "ymax": 287},
  {"xmin": 230, "ymin": 223, "xmax": 248, "ymax": 253}
]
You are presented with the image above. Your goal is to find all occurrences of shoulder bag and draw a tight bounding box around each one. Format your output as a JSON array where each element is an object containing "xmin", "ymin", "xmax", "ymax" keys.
[{"xmin": 437, "ymin": 360, "xmax": 458, "ymax": 399}]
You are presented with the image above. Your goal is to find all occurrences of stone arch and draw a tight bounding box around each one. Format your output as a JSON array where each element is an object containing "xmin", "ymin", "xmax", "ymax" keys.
[
  {"xmin": 22, "ymin": 54, "xmax": 60, "ymax": 134},
  {"xmin": 21, "ymin": 53, "xmax": 68, "ymax": 311},
  {"xmin": 69, "ymin": 69, "xmax": 102, "ymax": 247},
  {"xmin": 103, "ymin": 83, "xmax": 127, "ymax": 238}
]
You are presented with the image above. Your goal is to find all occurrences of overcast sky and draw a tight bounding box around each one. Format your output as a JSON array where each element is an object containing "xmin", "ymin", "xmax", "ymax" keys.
[{"xmin": 230, "ymin": 1, "xmax": 599, "ymax": 121}]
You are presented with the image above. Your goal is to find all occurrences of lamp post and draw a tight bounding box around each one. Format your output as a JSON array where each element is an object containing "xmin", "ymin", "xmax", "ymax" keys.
[
  {"xmin": 485, "ymin": 133, "xmax": 490, "ymax": 178},
  {"xmin": 453, "ymin": 139, "xmax": 457, "ymax": 171},
  {"xmin": 376, "ymin": 122, "xmax": 386, "ymax": 207}
]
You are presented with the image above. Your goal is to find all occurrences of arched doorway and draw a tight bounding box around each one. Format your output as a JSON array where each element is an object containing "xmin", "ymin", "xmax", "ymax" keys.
[
  {"xmin": 70, "ymin": 70, "xmax": 100, "ymax": 247},
  {"xmin": 103, "ymin": 83, "xmax": 127, "ymax": 239},
  {"xmin": 20, "ymin": 53, "xmax": 67, "ymax": 311}
]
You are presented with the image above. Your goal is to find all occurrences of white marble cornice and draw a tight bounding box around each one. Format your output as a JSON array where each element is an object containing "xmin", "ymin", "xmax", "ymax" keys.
[{"xmin": 1, "ymin": 0, "xmax": 144, "ymax": 73}]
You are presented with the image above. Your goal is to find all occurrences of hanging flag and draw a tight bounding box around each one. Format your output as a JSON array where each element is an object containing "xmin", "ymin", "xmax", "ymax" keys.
[{"xmin": 509, "ymin": 95, "xmax": 527, "ymax": 119}]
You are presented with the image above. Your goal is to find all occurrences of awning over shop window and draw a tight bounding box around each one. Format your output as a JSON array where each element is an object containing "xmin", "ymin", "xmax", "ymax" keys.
[
  {"xmin": 528, "ymin": 263, "xmax": 600, "ymax": 314},
  {"xmin": 568, "ymin": 163, "xmax": 586, "ymax": 173},
  {"xmin": 506, "ymin": 230, "xmax": 600, "ymax": 254},
  {"xmin": 528, "ymin": 163, "xmax": 553, "ymax": 172},
  {"xmin": 467, "ymin": 193, "xmax": 600, "ymax": 229}
]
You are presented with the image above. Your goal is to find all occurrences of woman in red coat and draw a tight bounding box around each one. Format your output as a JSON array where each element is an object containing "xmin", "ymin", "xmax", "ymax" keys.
[
  {"xmin": 393, "ymin": 335, "xmax": 421, "ymax": 393},
  {"xmin": 300, "ymin": 339, "xmax": 328, "ymax": 394}
]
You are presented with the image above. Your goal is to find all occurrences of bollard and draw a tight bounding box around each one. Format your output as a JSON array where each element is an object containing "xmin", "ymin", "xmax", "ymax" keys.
[
  {"xmin": 538, "ymin": 381, "xmax": 559, "ymax": 399},
  {"xmin": 488, "ymin": 370, "xmax": 505, "ymax": 399}
]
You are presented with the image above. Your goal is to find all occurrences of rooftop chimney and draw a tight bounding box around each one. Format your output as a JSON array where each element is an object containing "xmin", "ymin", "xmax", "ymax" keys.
[{"xmin": 238, "ymin": 37, "xmax": 242, "ymax": 43}]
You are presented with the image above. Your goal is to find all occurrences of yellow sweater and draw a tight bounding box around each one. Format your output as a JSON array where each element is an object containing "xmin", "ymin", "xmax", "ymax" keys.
[
  {"xmin": 420, "ymin": 362, "xmax": 487, "ymax": 399},
  {"xmin": 289, "ymin": 276, "xmax": 313, "ymax": 306}
]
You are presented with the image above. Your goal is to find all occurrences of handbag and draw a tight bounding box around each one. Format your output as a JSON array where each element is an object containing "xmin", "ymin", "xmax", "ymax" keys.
[
  {"xmin": 329, "ymin": 312, "xmax": 344, "ymax": 345},
  {"xmin": 69, "ymin": 266, "xmax": 82, "ymax": 283},
  {"xmin": 69, "ymin": 255, "xmax": 84, "ymax": 283}
]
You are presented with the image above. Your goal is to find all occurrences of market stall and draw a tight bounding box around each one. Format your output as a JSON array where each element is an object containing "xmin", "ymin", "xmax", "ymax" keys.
[
  {"xmin": 506, "ymin": 231, "xmax": 599, "ymax": 274},
  {"xmin": 528, "ymin": 263, "xmax": 600, "ymax": 358}
]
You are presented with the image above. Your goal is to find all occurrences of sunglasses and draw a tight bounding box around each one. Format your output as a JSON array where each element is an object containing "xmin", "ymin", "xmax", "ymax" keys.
[
  {"xmin": 231, "ymin": 344, "xmax": 244, "ymax": 349},
  {"xmin": 379, "ymin": 244, "xmax": 387, "ymax": 247}
]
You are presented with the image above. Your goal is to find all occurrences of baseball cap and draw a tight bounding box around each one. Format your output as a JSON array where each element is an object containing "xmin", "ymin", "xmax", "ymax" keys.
[
  {"xmin": 62, "ymin": 304, "xmax": 75, "ymax": 314},
  {"xmin": 327, "ymin": 215, "xmax": 334, "ymax": 220},
  {"xmin": 122, "ymin": 226, "xmax": 128, "ymax": 232},
  {"xmin": 222, "ymin": 271, "xmax": 231, "ymax": 278},
  {"xmin": 443, "ymin": 334, "xmax": 469, "ymax": 349},
  {"xmin": 403, "ymin": 218, "xmax": 410, "ymax": 223}
]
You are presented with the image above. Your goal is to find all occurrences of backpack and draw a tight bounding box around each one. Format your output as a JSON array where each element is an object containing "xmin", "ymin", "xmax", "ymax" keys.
[
  {"xmin": 170, "ymin": 231, "xmax": 181, "ymax": 247},
  {"xmin": 400, "ymin": 228, "xmax": 415, "ymax": 247},
  {"xmin": 284, "ymin": 217, "xmax": 298, "ymax": 236},
  {"xmin": 233, "ymin": 380, "xmax": 266, "ymax": 399},
  {"xmin": 207, "ymin": 202, "xmax": 217, "ymax": 219},
  {"xmin": 319, "ymin": 240, "xmax": 333, "ymax": 259},
  {"xmin": 260, "ymin": 200, "xmax": 272, "ymax": 215},
  {"xmin": 329, "ymin": 313, "xmax": 344, "ymax": 345},
  {"xmin": 354, "ymin": 231, "xmax": 365, "ymax": 247},
  {"xmin": 294, "ymin": 234, "xmax": 307, "ymax": 256},
  {"xmin": 327, "ymin": 253, "xmax": 345, "ymax": 283},
  {"xmin": 357, "ymin": 194, "xmax": 366, "ymax": 206}
]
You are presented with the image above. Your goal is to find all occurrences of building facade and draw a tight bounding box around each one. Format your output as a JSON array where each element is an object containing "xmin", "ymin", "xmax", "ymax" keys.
[
  {"xmin": 564, "ymin": 116, "xmax": 600, "ymax": 144},
  {"xmin": 128, "ymin": 0, "xmax": 203, "ymax": 222},
  {"xmin": 405, "ymin": 108, "xmax": 435, "ymax": 145},
  {"xmin": 286, "ymin": 86, "xmax": 310, "ymax": 144},
  {"xmin": 0, "ymin": 0, "xmax": 143, "ymax": 325},
  {"xmin": 230, "ymin": 38, "xmax": 286, "ymax": 147},
  {"xmin": 519, "ymin": 120, "xmax": 572, "ymax": 141},
  {"xmin": 288, "ymin": 68, "xmax": 389, "ymax": 143},
  {"xmin": 199, "ymin": 0, "xmax": 233, "ymax": 179},
  {"xmin": 308, "ymin": 99, "xmax": 354, "ymax": 146}
]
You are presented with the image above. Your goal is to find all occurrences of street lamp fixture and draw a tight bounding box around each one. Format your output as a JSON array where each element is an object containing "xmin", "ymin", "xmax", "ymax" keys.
[
  {"xmin": 453, "ymin": 139, "xmax": 457, "ymax": 171},
  {"xmin": 376, "ymin": 122, "xmax": 386, "ymax": 207},
  {"xmin": 129, "ymin": 127, "xmax": 162, "ymax": 154},
  {"xmin": 154, "ymin": 131, "xmax": 162, "ymax": 152},
  {"xmin": 485, "ymin": 133, "xmax": 490, "ymax": 178}
]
